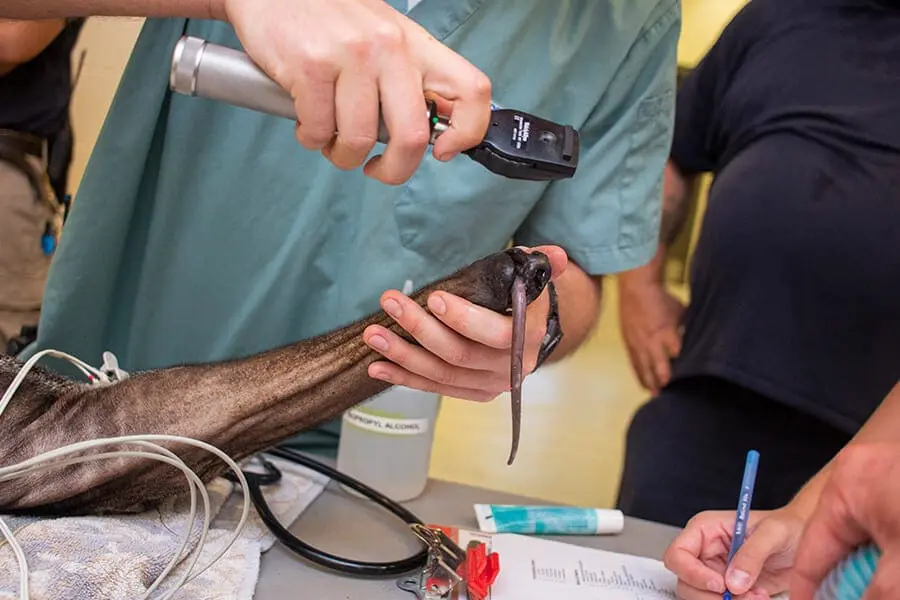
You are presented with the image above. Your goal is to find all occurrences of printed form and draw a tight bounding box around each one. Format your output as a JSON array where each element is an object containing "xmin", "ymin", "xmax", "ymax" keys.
[
  {"xmin": 441, "ymin": 527, "xmax": 791, "ymax": 600},
  {"xmin": 487, "ymin": 533, "xmax": 676, "ymax": 600}
]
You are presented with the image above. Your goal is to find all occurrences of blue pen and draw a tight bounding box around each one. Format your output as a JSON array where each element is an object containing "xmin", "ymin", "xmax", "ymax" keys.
[{"xmin": 723, "ymin": 450, "xmax": 760, "ymax": 600}]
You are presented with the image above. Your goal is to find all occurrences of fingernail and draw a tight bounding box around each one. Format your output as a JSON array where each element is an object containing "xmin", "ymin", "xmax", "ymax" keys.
[
  {"xmin": 727, "ymin": 570, "xmax": 751, "ymax": 591},
  {"xmin": 707, "ymin": 579, "xmax": 725, "ymax": 593},
  {"xmin": 437, "ymin": 151, "xmax": 459, "ymax": 161},
  {"xmin": 368, "ymin": 335, "xmax": 389, "ymax": 352},
  {"xmin": 428, "ymin": 294, "xmax": 446, "ymax": 316},
  {"xmin": 383, "ymin": 298, "xmax": 402, "ymax": 318},
  {"xmin": 371, "ymin": 369, "xmax": 392, "ymax": 382}
]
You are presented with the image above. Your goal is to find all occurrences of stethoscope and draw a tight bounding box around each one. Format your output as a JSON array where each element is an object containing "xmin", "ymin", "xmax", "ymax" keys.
[{"xmin": 222, "ymin": 445, "xmax": 431, "ymax": 577}]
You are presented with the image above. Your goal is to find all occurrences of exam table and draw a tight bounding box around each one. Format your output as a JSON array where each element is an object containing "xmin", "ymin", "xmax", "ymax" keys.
[{"xmin": 254, "ymin": 474, "xmax": 682, "ymax": 598}]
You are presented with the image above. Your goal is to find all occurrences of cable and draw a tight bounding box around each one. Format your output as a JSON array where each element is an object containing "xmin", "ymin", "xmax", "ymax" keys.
[
  {"xmin": 2, "ymin": 348, "xmax": 440, "ymax": 592},
  {"xmin": 0, "ymin": 349, "xmax": 252, "ymax": 600},
  {"xmin": 247, "ymin": 446, "xmax": 430, "ymax": 577}
]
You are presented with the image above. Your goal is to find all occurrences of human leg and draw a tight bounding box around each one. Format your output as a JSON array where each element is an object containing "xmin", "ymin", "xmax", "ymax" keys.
[
  {"xmin": 0, "ymin": 157, "xmax": 53, "ymax": 351},
  {"xmin": 614, "ymin": 376, "xmax": 852, "ymax": 527}
]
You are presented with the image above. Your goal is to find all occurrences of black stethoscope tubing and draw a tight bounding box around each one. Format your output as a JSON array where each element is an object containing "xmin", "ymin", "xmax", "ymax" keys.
[{"xmin": 222, "ymin": 445, "xmax": 429, "ymax": 577}]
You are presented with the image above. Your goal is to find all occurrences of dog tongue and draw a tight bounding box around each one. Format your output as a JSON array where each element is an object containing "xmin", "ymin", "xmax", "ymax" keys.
[{"xmin": 507, "ymin": 276, "xmax": 527, "ymax": 466}]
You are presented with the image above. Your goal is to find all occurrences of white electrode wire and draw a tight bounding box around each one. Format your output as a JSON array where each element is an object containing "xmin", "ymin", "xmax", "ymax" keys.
[
  {"xmin": 0, "ymin": 446, "xmax": 207, "ymax": 600},
  {"xmin": 0, "ymin": 436, "xmax": 252, "ymax": 598},
  {"xmin": 0, "ymin": 515, "xmax": 28, "ymax": 598},
  {"xmin": 0, "ymin": 350, "xmax": 253, "ymax": 599},
  {"xmin": 0, "ymin": 349, "xmax": 108, "ymax": 418}
]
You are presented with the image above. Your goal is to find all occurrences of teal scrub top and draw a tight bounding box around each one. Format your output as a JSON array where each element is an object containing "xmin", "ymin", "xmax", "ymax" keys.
[{"xmin": 26, "ymin": 0, "xmax": 680, "ymax": 453}]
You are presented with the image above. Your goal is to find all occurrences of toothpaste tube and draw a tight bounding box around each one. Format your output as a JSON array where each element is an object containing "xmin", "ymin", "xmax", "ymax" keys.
[{"xmin": 474, "ymin": 504, "xmax": 625, "ymax": 535}]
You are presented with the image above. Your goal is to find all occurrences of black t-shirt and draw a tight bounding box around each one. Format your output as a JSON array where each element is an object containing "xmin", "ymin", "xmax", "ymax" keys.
[
  {"xmin": 0, "ymin": 18, "xmax": 84, "ymax": 138},
  {"xmin": 670, "ymin": 0, "xmax": 900, "ymax": 434}
]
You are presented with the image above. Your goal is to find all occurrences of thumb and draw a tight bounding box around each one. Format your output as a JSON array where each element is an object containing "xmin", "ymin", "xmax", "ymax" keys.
[{"xmin": 726, "ymin": 518, "xmax": 791, "ymax": 595}]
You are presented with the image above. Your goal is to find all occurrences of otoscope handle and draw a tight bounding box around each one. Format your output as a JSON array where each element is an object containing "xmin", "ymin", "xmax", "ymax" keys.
[
  {"xmin": 169, "ymin": 35, "xmax": 445, "ymax": 145},
  {"xmin": 169, "ymin": 35, "xmax": 579, "ymax": 181}
]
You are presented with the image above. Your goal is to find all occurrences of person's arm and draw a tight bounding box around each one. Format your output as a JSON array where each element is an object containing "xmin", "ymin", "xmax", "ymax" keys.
[
  {"xmin": 0, "ymin": 18, "xmax": 66, "ymax": 75},
  {"xmin": 0, "ymin": 0, "xmax": 493, "ymax": 187},
  {"xmin": 620, "ymin": 160, "xmax": 699, "ymax": 288},
  {"xmin": 361, "ymin": 0, "xmax": 681, "ymax": 401},
  {"xmin": 790, "ymin": 438, "xmax": 900, "ymax": 600},
  {"xmin": 785, "ymin": 380, "xmax": 900, "ymax": 519},
  {"xmin": 0, "ymin": 1, "xmax": 217, "ymax": 19}
]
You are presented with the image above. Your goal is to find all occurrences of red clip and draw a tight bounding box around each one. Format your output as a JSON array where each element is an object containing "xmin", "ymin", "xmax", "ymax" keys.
[{"xmin": 460, "ymin": 542, "xmax": 500, "ymax": 600}]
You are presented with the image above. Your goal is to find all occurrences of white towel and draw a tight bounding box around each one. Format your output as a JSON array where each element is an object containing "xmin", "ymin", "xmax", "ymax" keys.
[{"xmin": 0, "ymin": 455, "xmax": 329, "ymax": 600}]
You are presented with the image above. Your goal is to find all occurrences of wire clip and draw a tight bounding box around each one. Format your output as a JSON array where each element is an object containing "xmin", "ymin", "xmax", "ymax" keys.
[{"xmin": 397, "ymin": 524, "xmax": 500, "ymax": 600}]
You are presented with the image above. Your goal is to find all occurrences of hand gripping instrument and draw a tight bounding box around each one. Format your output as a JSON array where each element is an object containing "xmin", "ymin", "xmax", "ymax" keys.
[{"xmin": 169, "ymin": 36, "xmax": 579, "ymax": 181}]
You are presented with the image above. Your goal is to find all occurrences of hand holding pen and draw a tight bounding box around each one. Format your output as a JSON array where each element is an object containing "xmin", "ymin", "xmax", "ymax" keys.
[{"xmin": 663, "ymin": 451, "xmax": 807, "ymax": 599}]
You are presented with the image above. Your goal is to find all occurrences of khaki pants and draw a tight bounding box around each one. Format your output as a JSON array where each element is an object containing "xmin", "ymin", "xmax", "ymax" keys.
[{"xmin": 0, "ymin": 156, "xmax": 53, "ymax": 350}]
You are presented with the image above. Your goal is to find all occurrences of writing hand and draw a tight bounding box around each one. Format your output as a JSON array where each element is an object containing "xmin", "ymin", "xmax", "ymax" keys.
[{"xmin": 663, "ymin": 508, "xmax": 805, "ymax": 600}]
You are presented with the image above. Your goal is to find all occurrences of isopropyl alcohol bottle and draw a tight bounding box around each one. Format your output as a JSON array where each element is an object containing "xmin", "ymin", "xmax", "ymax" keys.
[
  {"xmin": 335, "ymin": 278, "xmax": 442, "ymax": 502},
  {"xmin": 336, "ymin": 385, "xmax": 442, "ymax": 501}
]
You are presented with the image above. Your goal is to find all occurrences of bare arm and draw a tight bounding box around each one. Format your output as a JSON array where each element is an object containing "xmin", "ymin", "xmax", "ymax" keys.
[
  {"xmin": 0, "ymin": 19, "xmax": 66, "ymax": 75},
  {"xmin": 0, "ymin": 0, "xmax": 223, "ymax": 20},
  {"xmin": 786, "ymin": 380, "xmax": 900, "ymax": 519},
  {"xmin": 0, "ymin": 0, "xmax": 494, "ymax": 186},
  {"xmin": 620, "ymin": 159, "xmax": 699, "ymax": 288},
  {"xmin": 541, "ymin": 267, "xmax": 603, "ymax": 364},
  {"xmin": 615, "ymin": 159, "xmax": 699, "ymax": 393}
]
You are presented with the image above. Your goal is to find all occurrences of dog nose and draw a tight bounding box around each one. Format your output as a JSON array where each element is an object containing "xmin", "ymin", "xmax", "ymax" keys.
[
  {"xmin": 505, "ymin": 247, "xmax": 552, "ymax": 304},
  {"xmin": 526, "ymin": 253, "xmax": 551, "ymax": 291}
]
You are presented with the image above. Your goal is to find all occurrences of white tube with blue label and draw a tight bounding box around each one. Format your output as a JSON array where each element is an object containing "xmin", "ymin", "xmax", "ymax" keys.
[{"xmin": 474, "ymin": 504, "xmax": 625, "ymax": 535}]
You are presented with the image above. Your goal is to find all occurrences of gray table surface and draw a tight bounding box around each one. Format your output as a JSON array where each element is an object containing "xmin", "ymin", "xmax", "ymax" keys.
[{"xmin": 254, "ymin": 476, "xmax": 682, "ymax": 599}]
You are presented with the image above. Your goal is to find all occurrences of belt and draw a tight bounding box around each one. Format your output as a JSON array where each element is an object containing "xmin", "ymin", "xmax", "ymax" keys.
[{"xmin": 0, "ymin": 128, "xmax": 53, "ymax": 204}]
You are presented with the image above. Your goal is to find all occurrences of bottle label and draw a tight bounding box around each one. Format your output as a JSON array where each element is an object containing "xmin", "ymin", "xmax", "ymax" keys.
[{"xmin": 343, "ymin": 408, "xmax": 430, "ymax": 436}]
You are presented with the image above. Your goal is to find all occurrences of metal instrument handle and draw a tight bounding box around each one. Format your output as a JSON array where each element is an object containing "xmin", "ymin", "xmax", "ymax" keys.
[{"xmin": 169, "ymin": 35, "xmax": 446, "ymax": 145}]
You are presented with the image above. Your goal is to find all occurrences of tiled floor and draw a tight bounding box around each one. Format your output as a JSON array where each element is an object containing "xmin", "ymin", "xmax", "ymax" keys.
[{"xmin": 429, "ymin": 278, "xmax": 690, "ymax": 509}]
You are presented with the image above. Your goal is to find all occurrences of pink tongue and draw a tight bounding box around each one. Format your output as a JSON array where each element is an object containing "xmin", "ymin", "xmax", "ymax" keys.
[{"xmin": 507, "ymin": 276, "xmax": 527, "ymax": 466}]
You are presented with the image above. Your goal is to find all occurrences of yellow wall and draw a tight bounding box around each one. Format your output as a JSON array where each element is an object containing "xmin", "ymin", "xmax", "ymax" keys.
[
  {"xmin": 678, "ymin": 0, "xmax": 746, "ymax": 67},
  {"xmin": 67, "ymin": 17, "xmax": 144, "ymax": 197}
]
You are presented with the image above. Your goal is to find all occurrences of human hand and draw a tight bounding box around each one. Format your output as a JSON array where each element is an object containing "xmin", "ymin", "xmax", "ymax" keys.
[
  {"xmin": 362, "ymin": 246, "xmax": 568, "ymax": 401},
  {"xmin": 663, "ymin": 508, "xmax": 806, "ymax": 599},
  {"xmin": 618, "ymin": 277, "xmax": 684, "ymax": 395},
  {"xmin": 790, "ymin": 443, "xmax": 900, "ymax": 600},
  {"xmin": 220, "ymin": 0, "xmax": 492, "ymax": 185}
]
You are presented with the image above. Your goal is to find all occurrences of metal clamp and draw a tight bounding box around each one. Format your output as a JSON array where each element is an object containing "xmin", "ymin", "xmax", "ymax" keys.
[{"xmin": 397, "ymin": 525, "xmax": 466, "ymax": 600}]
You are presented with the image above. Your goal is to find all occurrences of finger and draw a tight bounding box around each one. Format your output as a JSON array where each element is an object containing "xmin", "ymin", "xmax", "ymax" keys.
[
  {"xmin": 367, "ymin": 361, "xmax": 496, "ymax": 402},
  {"xmin": 380, "ymin": 291, "xmax": 507, "ymax": 366},
  {"xmin": 663, "ymin": 328, "xmax": 682, "ymax": 358},
  {"xmin": 526, "ymin": 245, "xmax": 569, "ymax": 281},
  {"xmin": 363, "ymin": 323, "xmax": 502, "ymax": 391},
  {"xmin": 790, "ymin": 491, "xmax": 868, "ymax": 599},
  {"xmin": 293, "ymin": 76, "xmax": 338, "ymax": 151},
  {"xmin": 427, "ymin": 291, "xmax": 513, "ymax": 350},
  {"xmin": 725, "ymin": 517, "xmax": 795, "ymax": 596},
  {"xmin": 635, "ymin": 349, "xmax": 659, "ymax": 394},
  {"xmin": 665, "ymin": 545, "xmax": 728, "ymax": 594},
  {"xmin": 363, "ymin": 57, "xmax": 430, "ymax": 184},
  {"xmin": 648, "ymin": 340, "xmax": 672, "ymax": 389},
  {"xmin": 321, "ymin": 65, "xmax": 379, "ymax": 170},
  {"xmin": 675, "ymin": 579, "xmax": 726, "ymax": 600},
  {"xmin": 418, "ymin": 40, "xmax": 492, "ymax": 160},
  {"xmin": 663, "ymin": 528, "xmax": 728, "ymax": 594}
]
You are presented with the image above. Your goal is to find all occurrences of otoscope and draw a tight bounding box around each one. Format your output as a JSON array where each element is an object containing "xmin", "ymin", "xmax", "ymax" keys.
[{"xmin": 168, "ymin": 36, "xmax": 579, "ymax": 182}]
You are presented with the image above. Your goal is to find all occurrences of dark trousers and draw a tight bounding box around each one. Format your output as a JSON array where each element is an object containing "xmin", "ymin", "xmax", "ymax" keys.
[{"xmin": 614, "ymin": 376, "xmax": 853, "ymax": 528}]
